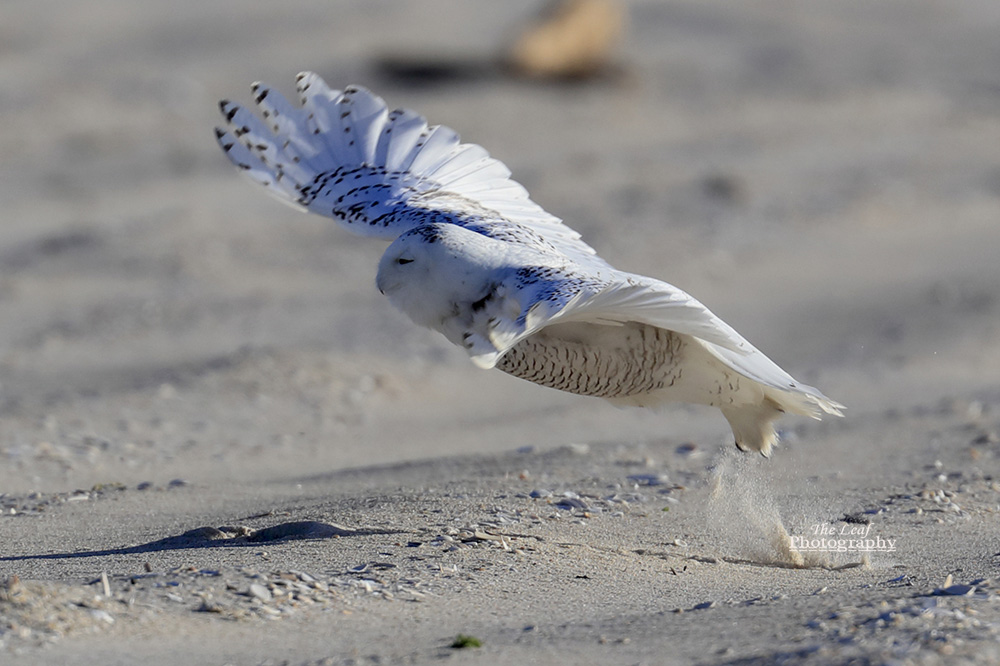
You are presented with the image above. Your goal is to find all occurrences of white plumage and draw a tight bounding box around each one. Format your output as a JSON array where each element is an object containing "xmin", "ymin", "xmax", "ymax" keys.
[{"xmin": 216, "ymin": 73, "xmax": 843, "ymax": 456}]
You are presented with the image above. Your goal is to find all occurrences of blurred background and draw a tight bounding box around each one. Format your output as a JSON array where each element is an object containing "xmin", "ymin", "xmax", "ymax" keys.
[{"xmin": 1, "ymin": 0, "xmax": 998, "ymax": 491}]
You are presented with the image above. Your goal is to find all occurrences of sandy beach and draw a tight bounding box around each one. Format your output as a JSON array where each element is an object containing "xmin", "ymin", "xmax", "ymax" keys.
[{"xmin": 2, "ymin": 1, "xmax": 1000, "ymax": 663}]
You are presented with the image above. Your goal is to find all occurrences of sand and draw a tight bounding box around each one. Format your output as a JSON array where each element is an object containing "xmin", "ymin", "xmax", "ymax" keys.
[{"xmin": 2, "ymin": 0, "xmax": 1000, "ymax": 663}]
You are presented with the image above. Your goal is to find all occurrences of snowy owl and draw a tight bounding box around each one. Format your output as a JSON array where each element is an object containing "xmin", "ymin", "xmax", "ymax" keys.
[{"xmin": 215, "ymin": 73, "xmax": 843, "ymax": 456}]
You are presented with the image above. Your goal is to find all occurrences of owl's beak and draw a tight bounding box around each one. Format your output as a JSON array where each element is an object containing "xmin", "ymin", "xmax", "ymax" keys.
[{"xmin": 375, "ymin": 270, "xmax": 389, "ymax": 296}]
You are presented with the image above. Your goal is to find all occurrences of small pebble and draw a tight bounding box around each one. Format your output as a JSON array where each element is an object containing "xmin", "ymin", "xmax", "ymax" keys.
[
  {"xmin": 674, "ymin": 443, "xmax": 699, "ymax": 457},
  {"xmin": 89, "ymin": 609, "xmax": 114, "ymax": 624},
  {"xmin": 626, "ymin": 473, "xmax": 669, "ymax": 487},
  {"xmin": 554, "ymin": 495, "xmax": 588, "ymax": 510},
  {"xmin": 248, "ymin": 583, "xmax": 272, "ymax": 602},
  {"xmin": 197, "ymin": 599, "xmax": 224, "ymax": 613},
  {"xmin": 936, "ymin": 584, "xmax": 975, "ymax": 596}
]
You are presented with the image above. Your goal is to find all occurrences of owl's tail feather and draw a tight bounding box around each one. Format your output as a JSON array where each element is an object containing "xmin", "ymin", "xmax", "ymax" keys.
[
  {"xmin": 720, "ymin": 383, "xmax": 842, "ymax": 457},
  {"xmin": 720, "ymin": 397, "xmax": 785, "ymax": 457}
]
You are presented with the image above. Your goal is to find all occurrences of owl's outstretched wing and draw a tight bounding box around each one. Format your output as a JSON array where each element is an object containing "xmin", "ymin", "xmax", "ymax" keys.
[
  {"xmin": 215, "ymin": 73, "xmax": 607, "ymax": 268},
  {"xmin": 460, "ymin": 265, "xmax": 843, "ymax": 418},
  {"xmin": 459, "ymin": 266, "xmax": 748, "ymax": 367}
]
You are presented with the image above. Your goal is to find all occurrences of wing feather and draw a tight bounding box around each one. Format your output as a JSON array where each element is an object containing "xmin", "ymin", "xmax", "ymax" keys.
[
  {"xmin": 458, "ymin": 265, "xmax": 842, "ymax": 416},
  {"xmin": 508, "ymin": 273, "xmax": 753, "ymax": 357},
  {"xmin": 216, "ymin": 73, "xmax": 602, "ymax": 263}
]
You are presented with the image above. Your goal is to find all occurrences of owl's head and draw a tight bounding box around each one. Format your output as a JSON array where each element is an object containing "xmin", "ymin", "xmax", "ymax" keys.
[{"xmin": 376, "ymin": 223, "xmax": 503, "ymax": 330}]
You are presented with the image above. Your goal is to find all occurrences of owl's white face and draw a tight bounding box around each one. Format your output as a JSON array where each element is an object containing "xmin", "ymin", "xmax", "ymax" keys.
[{"xmin": 376, "ymin": 224, "xmax": 500, "ymax": 331}]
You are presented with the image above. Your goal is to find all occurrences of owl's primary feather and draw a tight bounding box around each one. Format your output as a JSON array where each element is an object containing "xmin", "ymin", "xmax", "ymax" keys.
[
  {"xmin": 217, "ymin": 73, "xmax": 843, "ymax": 456},
  {"xmin": 216, "ymin": 73, "xmax": 605, "ymax": 268}
]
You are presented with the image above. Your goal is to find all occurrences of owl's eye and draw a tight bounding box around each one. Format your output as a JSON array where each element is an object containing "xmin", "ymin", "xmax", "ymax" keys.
[{"xmin": 396, "ymin": 257, "xmax": 414, "ymax": 265}]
